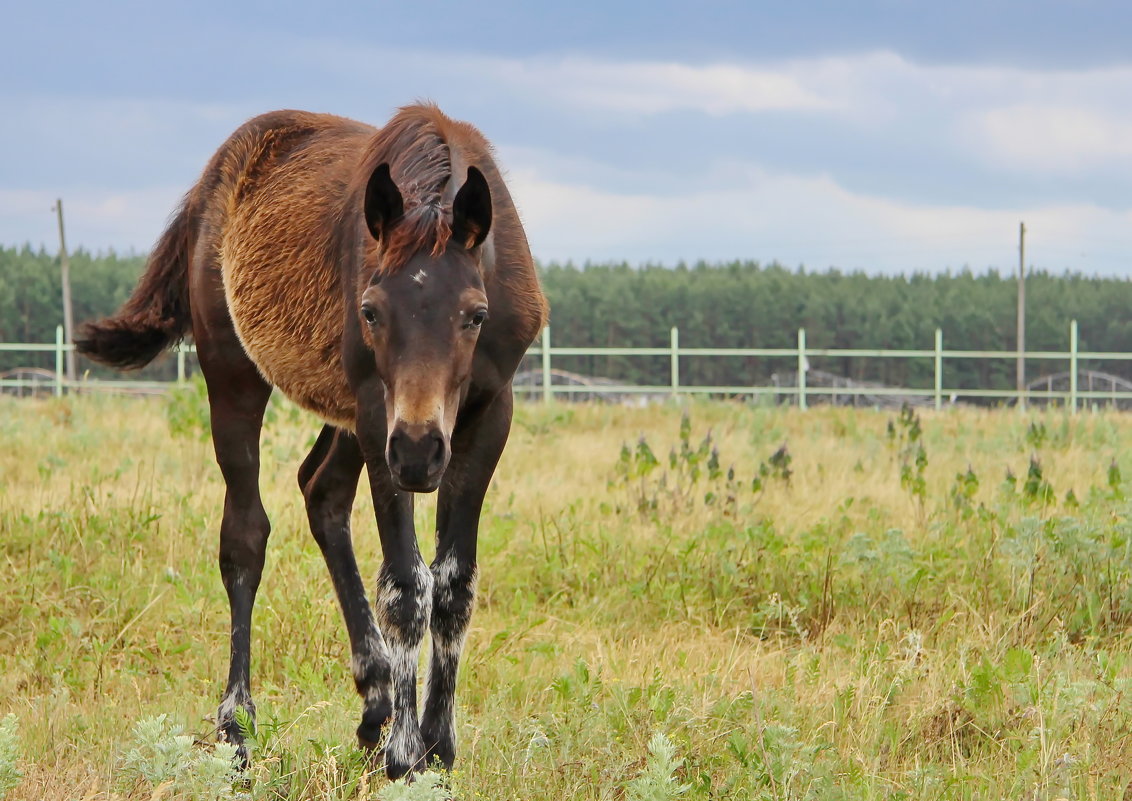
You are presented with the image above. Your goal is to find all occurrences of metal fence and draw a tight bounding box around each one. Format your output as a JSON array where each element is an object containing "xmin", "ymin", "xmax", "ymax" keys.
[{"xmin": 3, "ymin": 320, "xmax": 1129, "ymax": 412}]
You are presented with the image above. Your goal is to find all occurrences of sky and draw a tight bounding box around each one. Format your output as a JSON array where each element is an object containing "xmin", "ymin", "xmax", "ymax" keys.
[{"xmin": 2, "ymin": 0, "xmax": 1131, "ymax": 275}]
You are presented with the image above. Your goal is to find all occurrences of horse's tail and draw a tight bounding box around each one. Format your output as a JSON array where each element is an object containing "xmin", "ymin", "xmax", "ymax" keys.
[{"xmin": 75, "ymin": 194, "xmax": 196, "ymax": 370}]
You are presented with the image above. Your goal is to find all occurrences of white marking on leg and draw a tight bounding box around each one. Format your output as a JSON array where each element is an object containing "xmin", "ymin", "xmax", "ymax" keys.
[
  {"xmin": 376, "ymin": 561, "xmax": 434, "ymax": 627},
  {"xmin": 423, "ymin": 632, "xmax": 466, "ymax": 751},
  {"xmin": 423, "ymin": 555, "xmax": 477, "ymax": 752},
  {"xmin": 351, "ymin": 625, "xmax": 391, "ymax": 709},
  {"xmin": 218, "ymin": 692, "xmax": 240, "ymax": 723},
  {"xmin": 375, "ymin": 560, "xmax": 433, "ymax": 769},
  {"xmin": 432, "ymin": 550, "xmax": 460, "ymax": 607},
  {"xmin": 386, "ymin": 644, "xmax": 425, "ymax": 767},
  {"xmin": 217, "ymin": 687, "xmax": 254, "ymax": 739},
  {"xmin": 350, "ymin": 627, "xmax": 387, "ymax": 681}
]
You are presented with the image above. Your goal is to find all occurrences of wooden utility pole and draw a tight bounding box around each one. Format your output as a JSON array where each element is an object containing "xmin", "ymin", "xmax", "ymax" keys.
[
  {"xmin": 1016, "ymin": 221, "xmax": 1026, "ymax": 409},
  {"xmin": 55, "ymin": 199, "xmax": 76, "ymax": 384}
]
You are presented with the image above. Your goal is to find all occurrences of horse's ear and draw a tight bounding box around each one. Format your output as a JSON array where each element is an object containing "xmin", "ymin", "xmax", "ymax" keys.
[
  {"xmin": 452, "ymin": 166, "xmax": 492, "ymax": 250},
  {"xmin": 364, "ymin": 163, "xmax": 403, "ymax": 241}
]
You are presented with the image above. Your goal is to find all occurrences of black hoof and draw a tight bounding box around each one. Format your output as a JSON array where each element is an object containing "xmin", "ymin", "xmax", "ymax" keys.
[
  {"xmin": 420, "ymin": 739, "xmax": 455, "ymax": 773},
  {"xmin": 357, "ymin": 703, "xmax": 391, "ymax": 753},
  {"xmin": 385, "ymin": 756, "xmax": 416, "ymax": 782},
  {"xmin": 380, "ymin": 735, "xmax": 427, "ymax": 781}
]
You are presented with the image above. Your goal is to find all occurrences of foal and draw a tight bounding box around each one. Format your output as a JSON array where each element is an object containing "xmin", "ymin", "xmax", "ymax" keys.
[{"xmin": 77, "ymin": 104, "xmax": 547, "ymax": 778}]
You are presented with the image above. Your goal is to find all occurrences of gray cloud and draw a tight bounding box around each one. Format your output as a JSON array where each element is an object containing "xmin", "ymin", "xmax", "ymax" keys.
[{"xmin": 3, "ymin": 37, "xmax": 1131, "ymax": 274}]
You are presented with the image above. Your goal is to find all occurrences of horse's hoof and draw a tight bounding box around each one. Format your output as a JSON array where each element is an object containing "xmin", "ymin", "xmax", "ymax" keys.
[
  {"xmin": 420, "ymin": 741, "xmax": 455, "ymax": 772},
  {"xmin": 216, "ymin": 724, "xmax": 250, "ymax": 769},
  {"xmin": 357, "ymin": 719, "xmax": 387, "ymax": 758},
  {"xmin": 423, "ymin": 751, "xmax": 455, "ymax": 772},
  {"xmin": 357, "ymin": 703, "xmax": 390, "ymax": 751},
  {"xmin": 381, "ymin": 740, "xmax": 426, "ymax": 781},
  {"xmin": 384, "ymin": 757, "xmax": 414, "ymax": 782}
]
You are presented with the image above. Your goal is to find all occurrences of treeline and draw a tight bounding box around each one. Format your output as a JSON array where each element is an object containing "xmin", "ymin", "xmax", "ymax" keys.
[
  {"xmin": 532, "ymin": 261, "xmax": 1132, "ymax": 392},
  {"xmin": 0, "ymin": 245, "xmax": 170, "ymax": 378},
  {"xmin": 3, "ymin": 245, "xmax": 1131, "ymax": 391}
]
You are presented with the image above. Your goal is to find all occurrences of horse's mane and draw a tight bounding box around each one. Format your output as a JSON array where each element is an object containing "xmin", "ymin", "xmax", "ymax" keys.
[{"xmin": 353, "ymin": 103, "xmax": 455, "ymax": 274}]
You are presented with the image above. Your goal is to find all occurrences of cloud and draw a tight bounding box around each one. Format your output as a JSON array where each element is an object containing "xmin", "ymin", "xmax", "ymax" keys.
[
  {"xmin": 967, "ymin": 104, "xmax": 1132, "ymax": 173},
  {"xmin": 504, "ymin": 58, "xmax": 841, "ymax": 115},
  {"xmin": 0, "ymin": 95, "xmax": 249, "ymax": 189},
  {"xmin": 6, "ymin": 37, "xmax": 1132, "ymax": 273},
  {"xmin": 0, "ymin": 187, "xmax": 185, "ymax": 253},
  {"xmin": 281, "ymin": 38, "xmax": 845, "ymax": 117},
  {"xmin": 505, "ymin": 155, "xmax": 1132, "ymax": 273},
  {"xmin": 283, "ymin": 39, "xmax": 1132, "ymax": 182},
  {"xmin": 510, "ymin": 52, "xmax": 1132, "ymax": 183}
]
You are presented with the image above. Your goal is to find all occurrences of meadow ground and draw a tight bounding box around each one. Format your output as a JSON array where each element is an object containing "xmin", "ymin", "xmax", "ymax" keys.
[{"xmin": 2, "ymin": 391, "xmax": 1132, "ymax": 800}]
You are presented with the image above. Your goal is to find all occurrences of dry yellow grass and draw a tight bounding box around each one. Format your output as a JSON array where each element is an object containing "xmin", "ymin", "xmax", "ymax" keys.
[{"xmin": 2, "ymin": 393, "xmax": 1132, "ymax": 799}]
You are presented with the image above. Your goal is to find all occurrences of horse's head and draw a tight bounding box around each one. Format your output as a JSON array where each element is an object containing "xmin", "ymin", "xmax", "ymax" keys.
[{"xmin": 357, "ymin": 163, "xmax": 492, "ymax": 493}]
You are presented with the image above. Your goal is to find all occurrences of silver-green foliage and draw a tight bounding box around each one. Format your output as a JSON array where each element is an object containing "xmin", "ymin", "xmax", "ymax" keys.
[
  {"xmin": 0, "ymin": 715, "xmax": 21, "ymax": 800},
  {"xmin": 117, "ymin": 715, "xmax": 243, "ymax": 801},
  {"xmin": 376, "ymin": 771, "xmax": 451, "ymax": 801},
  {"xmin": 627, "ymin": 733, "xmax": 690, "ymax": 801}
]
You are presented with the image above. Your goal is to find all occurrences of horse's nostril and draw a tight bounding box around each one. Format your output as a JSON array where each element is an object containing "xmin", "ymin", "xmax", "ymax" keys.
[
  {"xmin": 428, "ymin": 432, "xmax": 445, "ymax": 471},
  {"xmin": 386, "ymin": 433, "xmax": 403, "ymax": 468}
]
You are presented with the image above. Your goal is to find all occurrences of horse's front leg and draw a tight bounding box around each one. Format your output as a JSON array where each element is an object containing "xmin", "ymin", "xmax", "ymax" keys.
[
  {"xmin": 421, "ymin": 391, "xmax": 513, "ymax": 770},
  {"xmin": 373, "ymin": 543, "xmax": 433, "ymax": 779},
  {"xmin": 357, "ymin": 415, "xmax": 433, "ymax": 779}
]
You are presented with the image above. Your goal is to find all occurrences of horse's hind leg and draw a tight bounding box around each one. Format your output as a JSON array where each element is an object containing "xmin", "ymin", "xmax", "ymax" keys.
[
  {"xmin": 197, "ymin": 336, "xmax": 273, "ymax": 759},
  {"xmin": 299, "ymin": 425, "xmax": 393, "ymax": 751}
]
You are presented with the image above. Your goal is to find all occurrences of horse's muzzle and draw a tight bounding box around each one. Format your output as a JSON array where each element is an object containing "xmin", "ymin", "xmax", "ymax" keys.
[{"xmin": 386, "ymin": 424, "xmax": 448, "ymax": 492}]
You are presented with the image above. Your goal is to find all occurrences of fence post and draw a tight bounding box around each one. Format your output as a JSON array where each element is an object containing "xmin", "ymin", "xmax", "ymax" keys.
[
  {"xmin": 797, "ymin": 328, "xmax": 807, "ymax": 411},
  {"xmin": 541, "ymin": 325, "xmax": 552, "ymax": 404},
  {"xmin": 1070, "ymin": 319, "xmax": 1078, "ymax": 414},
  {"xmin": 934, "ymin": 328, "xmax": 943, "ymax": 411},
  {"xmin": 55, "ymin": 324, "xmax": 64, "ymax": 397},
  {"xmin": 670, "ymin": 327, "xmax": 680, "ymax": 399},
  {"xmin": 177, "ymin": 344, "xmax": 187, "ymax": 383}
]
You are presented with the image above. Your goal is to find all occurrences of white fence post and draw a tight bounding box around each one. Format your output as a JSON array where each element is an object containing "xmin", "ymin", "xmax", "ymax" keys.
[
  {"xmin": 1070, "ymin": 319, "xmax": 1078, "ymax": 414},
  {"xmin": 797, "ymin": 328, "xmax": 807, "ymax": 411},
  {"xmin": 541, "ymin": 326, "xmax": 552, "ymax": 404},
  {"xmin": 934, "ymin": 328, "xmax": 943, "ymax": 411},
  {"xmin": 670, "ymin": 327, "xmax": 680, "ymax": 399},
  {"xmin": 177, "ymin": 344, "xmax": 187, "ymax": 383},
  {"xmin": 54, "ymin": 325, "xmax": 65, "ymax": 397}
]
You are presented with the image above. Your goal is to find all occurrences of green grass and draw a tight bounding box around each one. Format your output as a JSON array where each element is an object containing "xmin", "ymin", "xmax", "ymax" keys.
[{"xmin": 3, "ymin": 393, "xmax": 1132, "ymax": 799}]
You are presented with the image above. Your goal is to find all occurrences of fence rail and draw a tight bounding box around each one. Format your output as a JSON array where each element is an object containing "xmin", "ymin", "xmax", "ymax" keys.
[{"xmin": 2, "ymin": 320, "xmax": 1129, "ymax": 412}]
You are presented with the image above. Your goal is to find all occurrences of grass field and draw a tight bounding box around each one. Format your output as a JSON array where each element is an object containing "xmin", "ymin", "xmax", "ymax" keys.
[{"xmin": 3, "ymin": 391, "xmax": 1132, "ymax": 800}]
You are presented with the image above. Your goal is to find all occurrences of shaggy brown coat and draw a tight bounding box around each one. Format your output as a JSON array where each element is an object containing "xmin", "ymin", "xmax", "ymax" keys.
[{"xmin": 184, "ymin": 104, "xmax": 546, "ymax": 427}]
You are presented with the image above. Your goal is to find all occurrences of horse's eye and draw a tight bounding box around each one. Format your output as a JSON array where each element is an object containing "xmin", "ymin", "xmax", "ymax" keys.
[
  {"xmin": 361, "ymin": 305, "xmax": 378, "ymax": 325},
  {"xmin": 468, "ymin": 308, "xmax": 488, "ymax": 328}
]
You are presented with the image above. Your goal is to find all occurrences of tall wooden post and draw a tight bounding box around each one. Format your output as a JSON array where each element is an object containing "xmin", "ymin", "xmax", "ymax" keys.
[
  {"xmin": 1016, "ymin": 221, "xmax": 1026, "ymax": 410},
  {"xmin": 55, "ymin": 199, "xmax": 76, "ymax": 384}
]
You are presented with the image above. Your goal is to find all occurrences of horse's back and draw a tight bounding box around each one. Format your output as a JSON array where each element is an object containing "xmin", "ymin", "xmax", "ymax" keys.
[{"xmin": 197, "ymin": 111, "xmax": 374, "ymax": 427}]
